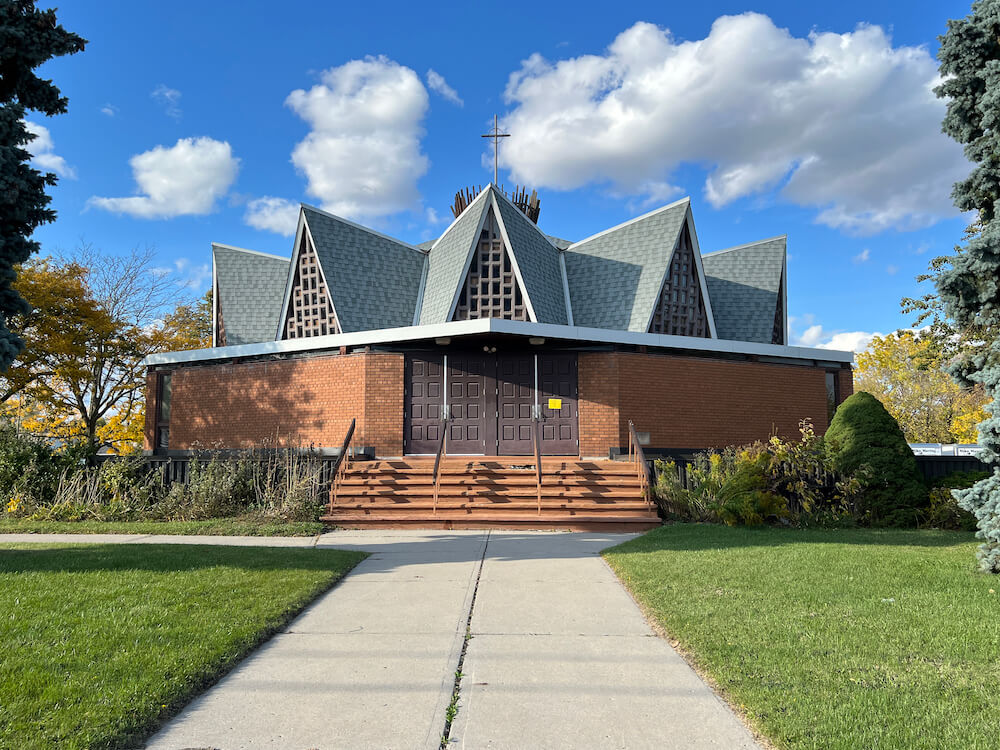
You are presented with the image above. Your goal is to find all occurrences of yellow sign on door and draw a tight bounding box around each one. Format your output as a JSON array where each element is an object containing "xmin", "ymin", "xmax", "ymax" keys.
[{"xmin": 547, "ymin": 398, "xmax": 562, "ymax": 410}]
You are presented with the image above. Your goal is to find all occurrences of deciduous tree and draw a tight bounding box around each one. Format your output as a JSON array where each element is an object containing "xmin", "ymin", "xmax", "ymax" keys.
[
  {"xmin": 4, "ymin": 247, "xmax": 192, "ymax": 455},
  {"xmin": 855, "ymin": 330, "xmax": 990, "ymax": 444},
  {"xmin": 0, "ymin": 2, "xmax": 85, "ymax": 369}
]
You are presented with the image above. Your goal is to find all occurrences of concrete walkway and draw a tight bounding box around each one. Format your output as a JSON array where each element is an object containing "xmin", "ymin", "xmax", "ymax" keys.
[{"xmin": 6, "ymin": 531, "xmax": 760, "ymax": 749}]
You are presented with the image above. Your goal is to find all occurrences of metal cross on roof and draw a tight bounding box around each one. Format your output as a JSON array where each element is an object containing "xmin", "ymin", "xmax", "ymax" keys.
[{"xmin": 481, "ymin": 114, "xmax": 510, "ymax": 185}]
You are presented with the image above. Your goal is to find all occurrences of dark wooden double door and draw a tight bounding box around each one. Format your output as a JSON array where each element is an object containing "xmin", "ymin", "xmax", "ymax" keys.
[{"xmin": 404, "ymin": 351, "xmax": 578, "ymax": 456}]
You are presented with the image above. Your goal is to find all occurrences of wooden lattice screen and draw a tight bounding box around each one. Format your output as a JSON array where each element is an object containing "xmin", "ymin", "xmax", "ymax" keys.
[
  {"xmin": 649, "ymin": 224, "xmax": 709, "ymax": 337},
  {"xmin": 453, "ymin": 207, "xmax": 529, "ymax": 321},
  {"xmin": 284, "ymin": 233, "xmax": 341, "ymax": 339},
  {"xmin": 771, "ymin": 270, "xmax": 785, "ymax": 344}
]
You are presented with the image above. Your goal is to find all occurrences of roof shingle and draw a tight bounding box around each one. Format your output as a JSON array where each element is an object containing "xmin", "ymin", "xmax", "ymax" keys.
[
  {"xmin": 701, "ymin": 236, "xmax": 786, "ymax": 344},
  {"xmin": 213, "ymin": 245, "xmax": 290, "ymax": 345},
  {"xmin": 493, "ymin": 190, "xmax": 568, "ymax": 324},
  {"xmin": 563, "ymin": 199, "xmax": 689, "ymax": 332},
  {"xmin": 302, "ymin": 206, "xmax": 425, "ymax": 332}
]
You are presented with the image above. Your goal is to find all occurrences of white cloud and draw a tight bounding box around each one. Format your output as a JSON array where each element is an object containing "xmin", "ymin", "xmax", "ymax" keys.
[
  {"xmin": 852, "ymin": 248, "xmax": 871, "ymax": 264},
  {"xmin": 793, "ymin": 320, "xmax": 880, "ymax": 353},
  {"xmin": 244, "ymin": 196, "xmax": 300, "ymax": 236},
  {"xmin": 426, "ymin": 69, "xmax": 464, "ymax": 106},
  {"xmin": 152, "ymin": 85, "xmax": 182, "ymax": 119},
  {"xmin": 286, "ymin": 55, "xmax": 430, "ymax": 220},
  {"xmin": 426, "ymin": 206, "xmax": 446, "ymax": 225},
  {"xmin": 887, "ymin": 264, "xmax": 900, "ymax": 275},
  {"xmin": 100, "ymin": 103, "xmax": 118, "ymax": 117},
  {"xmin": 820, "ymin": 331, "xmax": 880, "ymax": 353},
  {"xmin": 500, "ymin": 15, "xmax": 968, "ymax": 234},
  {"xmin": 24, "ymin": 121, "xmax": 75, "ymax": 179},
  {"xmin": 89, "ymin": 137, "xmax": 239, "ymax": 219}
]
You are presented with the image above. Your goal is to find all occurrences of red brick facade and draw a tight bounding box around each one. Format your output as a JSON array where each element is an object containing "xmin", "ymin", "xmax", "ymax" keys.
[
  {"xmin": 147, "ymin": 351, "xmax": 404, "ymax": 455},
  {"xmin": 147, "ymin": 348, "xmax": 852, "ymax": 458},
  {"xmin": 576, "ymin": 352, "xmax": 851, "ymax": 456}
]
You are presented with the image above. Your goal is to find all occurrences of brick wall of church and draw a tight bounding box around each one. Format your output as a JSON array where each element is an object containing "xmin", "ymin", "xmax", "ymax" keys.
[
  {"xmin": 149, "ymin": 352, "xmax": 371, "ymax": 452},
  {"xmin": 149, "ymin": 348, "xmax": 852, "ymax": 458},
  {"xmin": 577, "ymin": 351, "xmax": 852, "ymax": 456}
]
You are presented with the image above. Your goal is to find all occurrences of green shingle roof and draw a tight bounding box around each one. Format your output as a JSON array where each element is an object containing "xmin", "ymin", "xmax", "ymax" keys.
[
  {"xmin": 418, "ymin": 189, "xmax": 491, "ymax": 325},
  {"xmin": 563, "ymin": 199, "xmax": 690, "ymax": 332},
  {"xmin": 493, "ymin": 190, "xmax": 567, "ymax": 325},
  {"xmin": 302, "ymin": 206, "xmax": 425, "ymax": 332},
  {"xmin": 213, "ymin": 245, "xmax": 290, "ymax": 345},
  {"xmin": 701, "ymin": 236, "xmax": 786, "ymax": 344}
]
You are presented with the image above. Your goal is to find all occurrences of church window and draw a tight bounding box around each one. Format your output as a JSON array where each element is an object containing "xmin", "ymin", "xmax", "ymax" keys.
[
  {"xmin": 649, "ymin": 224, "xmax": 709, "ymax": 337},
  {"xmin": 453, "ymin": 207, "xmax": 529, "ymax": 321},
  {"xmin": 284, "ymin": 232, "xmax": 341, "ymax": 339}
]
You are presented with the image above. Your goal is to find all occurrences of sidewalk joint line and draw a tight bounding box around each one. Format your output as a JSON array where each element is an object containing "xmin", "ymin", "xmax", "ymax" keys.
[{"xmin": 440, "ymin": 530, "xmax": 490, "ymax": 748}]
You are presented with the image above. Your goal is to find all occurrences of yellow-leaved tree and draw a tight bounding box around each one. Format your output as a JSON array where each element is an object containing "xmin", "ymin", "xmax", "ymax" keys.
[
  {"xmin": 0, "ymin": 249, "xmax": 211, "ymax": 455},
  {"xmin": 855, "ymin": 329, "xmax": 990, "ymax": 444}
]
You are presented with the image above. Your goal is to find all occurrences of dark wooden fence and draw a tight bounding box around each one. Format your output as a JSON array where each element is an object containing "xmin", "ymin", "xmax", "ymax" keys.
[
  {"xmin": 96, "ymin": 452, "xmax": 352, "ymax": 489},
  {"xmin": 914, "ymin": 455, "xmax": 988, "ymax": 482},
  {"xmin": 626, "ymin": 449, "xmax": 989, "ymax": 489}
]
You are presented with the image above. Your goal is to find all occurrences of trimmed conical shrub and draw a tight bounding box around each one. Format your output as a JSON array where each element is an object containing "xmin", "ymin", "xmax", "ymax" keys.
[{"xmin": 825, "ymin": 391, "xmax": 928, "ymax": 527}]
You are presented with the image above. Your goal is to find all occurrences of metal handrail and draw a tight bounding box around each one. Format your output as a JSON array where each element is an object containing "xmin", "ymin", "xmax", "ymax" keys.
[
  {"xmin": 628, "ymin": 420, "xmax": 653, "ymax": 507},
  {"xmin": 431, "ymin": 417, "xmax": 448, "ymax": 514},
  {"xmin": 533, "ymin": 417, "xmax": 543, "ymax": 515},
  {"xmin": 330, "ymin": 418, "xmax": 356, "ymax": 508}
]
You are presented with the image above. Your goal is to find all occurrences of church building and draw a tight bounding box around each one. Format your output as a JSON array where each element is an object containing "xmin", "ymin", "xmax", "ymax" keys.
[
  {"xmin": 145, "ymin": 182, "xmax": 852, "ymax": 460},
  {"xmin": 143, "ymin": 183, "xmax": 851, "ymax": 528}
]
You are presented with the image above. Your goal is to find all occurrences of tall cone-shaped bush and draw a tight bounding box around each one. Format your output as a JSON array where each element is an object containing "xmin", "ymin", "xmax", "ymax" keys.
[{"xmin": 825, "ymin": 392, "xmax": 927, "ymax": 527}]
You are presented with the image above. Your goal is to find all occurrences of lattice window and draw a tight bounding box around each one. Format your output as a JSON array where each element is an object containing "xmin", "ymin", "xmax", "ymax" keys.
[
  {"xmin": 771, "ymin": 271, "xmax": 785, "ymax": 345},
  {"xmin": 649, "ymin": 224, "xmax": 709, "ymax": 337},
  {"xmin": 284, "ymin": 233, "xmax": 340, "ymax": 339},
  {"xmin": 453, "ymin": 207, "xmax": 529, "ymax": 321}
]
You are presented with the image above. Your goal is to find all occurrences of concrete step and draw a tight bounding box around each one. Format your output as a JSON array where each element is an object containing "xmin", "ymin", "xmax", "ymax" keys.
[{"xmin": 320, "ymin": 513, "xmax": 660, "ymax": 532}]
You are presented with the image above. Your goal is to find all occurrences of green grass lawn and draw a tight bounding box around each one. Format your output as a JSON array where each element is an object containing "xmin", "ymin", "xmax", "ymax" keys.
[
  {"xmin": 604, "ymin": 525, "xmax": 1000, "ymax": 750},
  {"xmin": 0, "ymin": 543, "xmax": 366, "ymax": 749},
  {"xmin": 0, "ymin": 517, "xmax": 326, "ymax": 536}
]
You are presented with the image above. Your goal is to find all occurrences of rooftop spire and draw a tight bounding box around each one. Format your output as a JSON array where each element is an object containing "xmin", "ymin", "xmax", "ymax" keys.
[{"xmin": 481, "ymin": 114, "xmax": 510, "ymax": 185}]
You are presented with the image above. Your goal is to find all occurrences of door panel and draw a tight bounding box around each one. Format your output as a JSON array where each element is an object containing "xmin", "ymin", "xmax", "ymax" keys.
[
  {"xmin": 403, "ymin": 353, "xmax": 444, "ymax": 454},
  {"xmin": 496, "ymin": 354, "xmax": 535, "ymax": 455},
  {"xmin": 405, "ymin": 350, "xmax": 579, "ymax": 457},
  {"xmin": 538, "ymin": 353, "xmax": 579, "ymax": 455},
  {"xmin": 447, "ymin": 352, "xmax": 489, "ymax": 454}
]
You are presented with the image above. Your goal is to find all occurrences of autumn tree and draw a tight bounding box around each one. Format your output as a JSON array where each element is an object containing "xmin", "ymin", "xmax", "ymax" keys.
[
  {"xmin": 0, "ymin": 257, "xmax": 106, "ymax": 404},
  {"xmin": 5, "ymin": 246, "xmax": 193, "ymax": 455},
  {"xmin": 162, "ymin": 289, "xmax": 212, "ymax": 351},
  {"xmin": 934, "ymin": 0, "xmax": 1000, "ymax": 572},
  {"xmin": 856, "ymin": 330, "xmax": 990, "ymax": 444},
  {"xmin": 0, "ymin": 2, "xmax": 85, "ymax": 369}
]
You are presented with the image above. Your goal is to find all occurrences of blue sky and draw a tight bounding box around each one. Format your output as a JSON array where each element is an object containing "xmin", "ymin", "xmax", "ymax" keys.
[{"xmin": 27, "ymin": 0, "xmax": 974, "ymax": 351}]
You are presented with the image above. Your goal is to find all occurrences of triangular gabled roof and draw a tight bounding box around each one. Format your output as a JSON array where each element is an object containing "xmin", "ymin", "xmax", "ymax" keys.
[
  {"xmin": 702, "ymin": 236, "xmax": 786, "ymax": 344},
  {"xmin": 296, "ymin": 205, "xmax": 425, "ymax": 333},
  {"xmin": 562, "ymin": 198, "xmax": 692, "ymax": 332},
  {"xmin": 212, "ymin": 244, "xmax": 290, "ymax": 346},
  {"xmin": 492, "ymin": 188, "xmax": 568, "ymax": 325},
  {"xmin": 418, "ymin": 187, "xmax": 492, "ymax": 325}
]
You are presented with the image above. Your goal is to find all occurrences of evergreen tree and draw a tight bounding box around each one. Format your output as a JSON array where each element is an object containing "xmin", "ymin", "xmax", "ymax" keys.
[
  {"xmin": 825, "ymin": 392, "xmax": 928, "ymax": 528},
  {"xmin": 935, "ymin": 0, "xmax": 1000, "ymax": 572},
  {"xmin": 0, "ymin": 2, "xmax": 86, "ymax": 369}
]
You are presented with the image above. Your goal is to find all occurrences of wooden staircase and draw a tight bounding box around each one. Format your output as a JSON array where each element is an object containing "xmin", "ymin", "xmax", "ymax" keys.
[{"xmin": 322, "ymin": 457, "xmax": 661, "ymax": 531}]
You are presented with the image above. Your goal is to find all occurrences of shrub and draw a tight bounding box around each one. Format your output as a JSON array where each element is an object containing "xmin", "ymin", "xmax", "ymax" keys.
[
  {"xmin": 29, "ymin": 458, "xmax": 160, "ymax": 522},
  {"xmin": 825, "ymin": 392, "xmax": 928, "ymax": 527},
  {"xmin": 653, "ymin": 420, "xmax": 858, "ymax": 527},
  {"xmin": 12, "ymin": 447, "xmax": 328, "ymax": 524},
  {"xmin": 920, "ymin": 471, "xmax": 988, "ymax": 532},
  {"xmin": 0, "ymin": 422, "xmax": 75, "ymax": 514}
]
